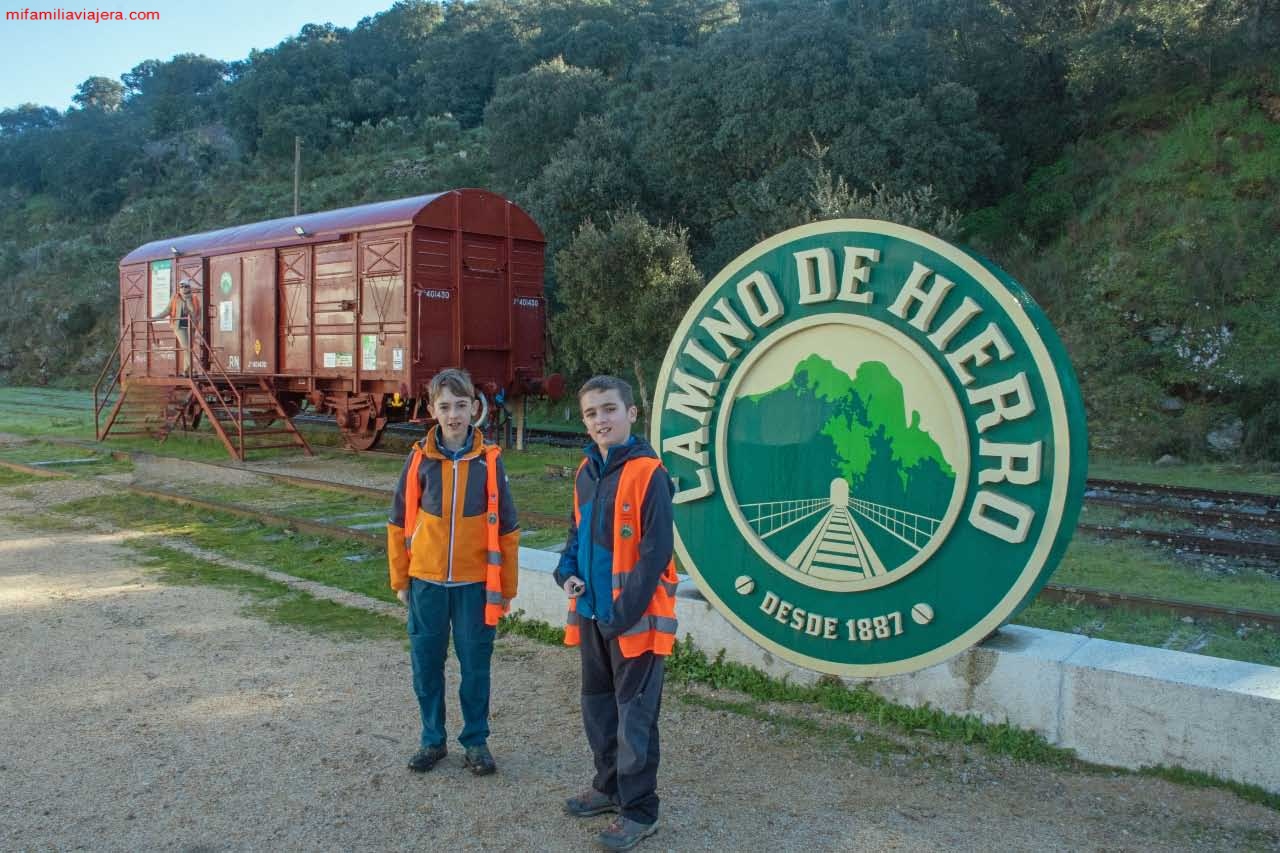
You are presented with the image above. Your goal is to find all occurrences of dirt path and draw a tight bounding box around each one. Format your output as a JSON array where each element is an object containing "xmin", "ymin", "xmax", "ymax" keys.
[{"xmin": 2, "ymin": 478, "xmax": 1278, "ymax": 852}]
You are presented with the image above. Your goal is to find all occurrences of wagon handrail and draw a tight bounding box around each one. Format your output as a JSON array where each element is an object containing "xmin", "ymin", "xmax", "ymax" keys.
[
  {"xmin": 92, "ymin": 318, "xmax": 137, "ymax": 440},
  {"xmin": 186, "ymin": 332, "xmax": 246, "ymax": 459}
]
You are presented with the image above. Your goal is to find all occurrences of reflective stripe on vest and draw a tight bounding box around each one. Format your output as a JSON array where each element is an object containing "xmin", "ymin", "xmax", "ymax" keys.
[
  {"xmin": 403, "ymin": 440, "xmax": 507, "ymax": 627},
  {"xmin": 403, "ymin": 442, "xmax": 427, "ymax": 547},
  {"xmin": 562, "ymin": 458, "xmax": 589, "ymax": 648},
  {"xmin": 563, "ymin": 455, "xmax": 678, "ymax": 657},
  {"xmin": 481, "ymin": 445, "xmax": 507, "ymax": 626}
]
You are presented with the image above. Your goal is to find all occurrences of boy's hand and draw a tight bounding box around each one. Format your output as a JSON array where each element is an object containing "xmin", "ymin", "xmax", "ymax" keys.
[
  {"xmin": 396, "ymin": 589, "xmax": 409, "ymax": 606},
  {"xmin": 563, "ymin": 577, "xmax": 585, "ymax": 598}
]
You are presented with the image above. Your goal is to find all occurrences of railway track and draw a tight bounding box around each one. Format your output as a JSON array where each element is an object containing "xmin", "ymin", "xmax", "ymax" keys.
[
  {"xmin": 1088, "ymin": 477, "xmax": 1280, "ymax": 513},
  {"xmin": 1079, "ymin": 522, "xmax": 1280, "ymax": 560},
  {"xmin": 9, "ymin": 431, "xmax": 1280, "ymax": 559},
  {"xmin": 0, "ymin": 399, "xmax": 93, "ymax": 414}
]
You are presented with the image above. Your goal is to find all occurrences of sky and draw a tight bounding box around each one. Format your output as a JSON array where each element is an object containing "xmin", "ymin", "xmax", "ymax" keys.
[{"xmin": 0, "ymin": 0, "xmax": 398, "ymax": 111}]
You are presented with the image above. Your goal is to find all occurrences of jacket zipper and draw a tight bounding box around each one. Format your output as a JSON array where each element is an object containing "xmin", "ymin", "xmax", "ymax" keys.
[
  {"xmin": 447, "ymin": 457, "xmax": 460, "ymax": 581},
  {"xmin": 590, "ymin": 451, "xmax": 610, "ymax": 618}
]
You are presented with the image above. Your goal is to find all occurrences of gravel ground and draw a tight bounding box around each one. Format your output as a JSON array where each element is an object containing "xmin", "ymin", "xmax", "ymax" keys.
[{"xmin": 2, "ymin": 470, "xmax": 1280, "ymax": 852}]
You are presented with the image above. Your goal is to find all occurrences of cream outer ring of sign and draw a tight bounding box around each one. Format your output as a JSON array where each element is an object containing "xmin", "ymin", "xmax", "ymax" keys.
[
  {"xmin": 652, "ymin": 219, "xmax": 1073, "ymax": 677},
  {"xmin": 715, "ymin": 314, "xmax": 971, "ymax": 592}
]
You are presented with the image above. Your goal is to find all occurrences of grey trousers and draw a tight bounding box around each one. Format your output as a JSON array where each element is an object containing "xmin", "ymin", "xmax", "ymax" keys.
[{"xmin": 579, "ymin": 619, "xmax": 664, "ymax": 825}]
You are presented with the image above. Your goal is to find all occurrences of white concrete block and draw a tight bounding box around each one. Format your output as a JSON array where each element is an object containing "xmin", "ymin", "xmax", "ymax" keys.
[
  {"xmin": 1060, "ymin": 637, "xmax": 1280, "ymax": 791},
  {"xmin": 864, "ymin": 626, "xmax": 1091, "ymax": 741}
]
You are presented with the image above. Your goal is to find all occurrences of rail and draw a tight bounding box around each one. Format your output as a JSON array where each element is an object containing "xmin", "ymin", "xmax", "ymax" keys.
[
  {"xmin": 740, "ymin": 498, "xmax": 830, "ymax": 539},
  {"xmin": 185, "ymin": 332, "xmax": 247, "ymax": 460},
  {"xmin": 848, "ymin": 497, "xmax": 942, "ymax": 551},
  {"xmin": 92, "ymin": 318, "xmax": 133, "ymax": 440},
  {"xmin": 92, "ymin": 314, "xmax": 255, "ymax": 459}
]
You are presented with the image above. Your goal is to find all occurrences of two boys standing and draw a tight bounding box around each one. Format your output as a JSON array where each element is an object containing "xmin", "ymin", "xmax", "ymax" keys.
[{"xmin": 387, "ymin": 370, "xmax": 676, "ymax": 851}]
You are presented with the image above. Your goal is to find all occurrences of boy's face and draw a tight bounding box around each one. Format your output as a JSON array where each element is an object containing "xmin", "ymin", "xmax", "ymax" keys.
[
  {"xmin": 580, "ymin": 388, "xmax": 637, "ymax": 453},
  {"xmin": 429, "ymin": 387, "xmax": 477, "ymax": 448}
]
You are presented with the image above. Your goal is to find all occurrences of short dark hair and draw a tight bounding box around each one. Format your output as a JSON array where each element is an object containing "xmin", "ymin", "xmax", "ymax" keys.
[
  {"xmin": 577, "ymin": 375, "xmax": 634, "ymax": 409},
  {"xmin": 428, "ymin": 368, "xmax": 476, "ymax": 403}
]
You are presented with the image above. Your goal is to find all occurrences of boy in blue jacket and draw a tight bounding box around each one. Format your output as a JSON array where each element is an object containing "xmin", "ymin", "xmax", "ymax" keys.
[{"xmin": 553, "ymin": 375, "xmax": 678, "ymax": 852}]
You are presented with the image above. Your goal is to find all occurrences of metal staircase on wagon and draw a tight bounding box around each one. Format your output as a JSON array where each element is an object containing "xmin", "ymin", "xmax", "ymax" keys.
[{"xmin": 93, "ymin": 320, "xmax": 313, "ymax": 461}]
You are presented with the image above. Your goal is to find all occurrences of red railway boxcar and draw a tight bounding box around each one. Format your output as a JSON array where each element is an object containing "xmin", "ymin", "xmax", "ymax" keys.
[{"xmin": 97, "ymin": 189, "xmax": 563, "ymax": 457}]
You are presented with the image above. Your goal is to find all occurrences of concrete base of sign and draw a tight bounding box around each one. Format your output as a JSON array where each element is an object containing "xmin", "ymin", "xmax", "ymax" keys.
[{"xmin": 518, "ymin": 547, "xmax": 1280, "ymax": 794}]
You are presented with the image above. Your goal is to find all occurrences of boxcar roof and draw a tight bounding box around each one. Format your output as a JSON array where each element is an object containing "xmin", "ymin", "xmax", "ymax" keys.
[{"xmin": 120, "ymin": 192, "xmax": 454, "ymax": 265}]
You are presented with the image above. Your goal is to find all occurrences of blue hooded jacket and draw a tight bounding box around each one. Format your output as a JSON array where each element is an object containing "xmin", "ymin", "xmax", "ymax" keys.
[{"xmin": 553, "ymin": 435, "xmax": 675, "ymax": 638}]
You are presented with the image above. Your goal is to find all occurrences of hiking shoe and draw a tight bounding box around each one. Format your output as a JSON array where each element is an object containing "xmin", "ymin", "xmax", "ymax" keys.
[
  {"xmin": 463, "ymin": 744, "xmax": 497, "ymax": 776},
  {"xmin": 597, "ymin": 816, "xmax": 658, "ymax": 851},
  {"xmin": 407, "ymin": 745, "xmax": 447, "ymax": 773},
  {"xmin": 564, "ymin": 788, "xmax": 619, "ymax": 817}
]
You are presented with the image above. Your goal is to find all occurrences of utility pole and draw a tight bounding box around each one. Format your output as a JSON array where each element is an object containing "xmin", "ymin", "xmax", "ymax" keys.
[{"xmin": 293, "ymin": 136, "xmax": 301, "ymax": 216}]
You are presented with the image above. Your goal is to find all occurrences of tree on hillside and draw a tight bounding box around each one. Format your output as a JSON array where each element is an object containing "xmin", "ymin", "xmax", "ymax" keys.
[
  {"xmin": 0, "ymin": 104, "xmax": 60, "ymax": 135},
  {"xmin": 72, "ymin": 77, "xmax": 125, "ymax": 112},
  {"xmin": 407, "ymin": 0, "xmax": 530, "ymax": 127},
  {"xmin": 551, "ymin": 210, "xmax": 704, "ymax": 418},
  {"xmin": 122, "ymin": 54, "xmax": 228, "ymax": 138},
  {"xmin": 521, "ymin": 113, "xmax": 648, "ymax": 257},
  {"xmin": 226, "ymin": 28, "xmax": 353, "ymax": 156},
  {"xmin": 483, "ymin": 57, "xmax": 611, "ymax": 190}
]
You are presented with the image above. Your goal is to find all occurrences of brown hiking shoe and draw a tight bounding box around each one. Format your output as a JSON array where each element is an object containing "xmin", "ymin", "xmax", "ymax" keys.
[
  {"xmin": 597, "ymin": 816, "xmax": 658, "ymax": 851},
  {"xmin": 564, "ymin": 788, "xmax": 619, "ymax": 817}
]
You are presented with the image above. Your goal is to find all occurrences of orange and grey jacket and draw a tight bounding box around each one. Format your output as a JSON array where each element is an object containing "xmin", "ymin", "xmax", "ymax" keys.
[
  {"xmin": 553, "ymin": 436, "xmax": 678, "ymax": 657},
  {"xmin": 168, "ymin": 289, "xmax": 200, "ymax": 327},
  {"xmin": 387, "ymin": 427, "xmax": 520, "ymax": 608}
]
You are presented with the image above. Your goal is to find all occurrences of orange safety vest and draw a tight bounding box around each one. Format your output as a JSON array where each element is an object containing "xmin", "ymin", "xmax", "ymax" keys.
[
  {"xmin": 403, "ymin": 442, "xmax": 508, "ymax": 627},
  {"xmin": 168, "ymin": 289, "xmax": 200, "ymax": 324},
  {"xmin": 564, "ymin": 455, "xmax": 678, "ymax": 657}
]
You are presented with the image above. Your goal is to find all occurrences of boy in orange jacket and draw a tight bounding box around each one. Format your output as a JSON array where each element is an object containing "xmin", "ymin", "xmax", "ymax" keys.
[{"xmin": 387, "ymin": 368, "xmax": 520, "ymax": 775}]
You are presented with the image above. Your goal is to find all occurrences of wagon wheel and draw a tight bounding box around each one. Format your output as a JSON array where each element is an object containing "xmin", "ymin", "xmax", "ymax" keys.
[
  {"xmin": 341, "ymin": 424, "xmax": 384, "ymax": 451},
  {"xmin": 340, "ymin": 403, "xmax": 385, "ymax": 451}
]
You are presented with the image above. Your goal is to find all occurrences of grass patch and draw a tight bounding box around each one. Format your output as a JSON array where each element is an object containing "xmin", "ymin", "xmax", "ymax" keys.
[
  {"xmin": 665, "ymin": 640, "xmax": 1078, "ymax": 765},
  {"xmin": 53, "ymin": 493, "xmax": 396, "ymax": 604},
  {"xmin": 521, "ymin": 397, "xmax": 590, "ymax": 434},
  {"xmin": 0, "ymin": 467, "xmax": 43, "ymax": 486},
  {"xmin": 194, "ymin": 473, "xmax": 570, "ymax": 548},
  {"xmin": 520, "ymin": 528, "xmax": 567, "ymax": 550},
  {"xmin": 1080, "ymin": 503, "xmax": 1202, "ymax": 534},
  {"xmin": 133, "ymin": 542, "xmax": 403, "ymax": 641},
  {"xmin": 196, "ymin": 482, "xmax": 387, "ymax": 522},
  {"xmin": 678, "ymin": 692, "xmax": 909, "ymax": 760},
  {"xmin": 1014, "ymin": 598, "xmax": 1280, "ymax": 665},
  {"xmin": 0, "ymin": 441, "xmax": 133, "ymax": 477},
  {"xmin": 1141, "ymin": 764, "xmax": 1280, "ymax": 813},
  {"xmin": 0, "ymin": 405, "xmax": 95, "ymax": 438},
  {"xmin": 1089, "ymin": 458, "xmax": 1280, "ymax": 497},
  {"xmin": 1052, "ymin": 535, "xmax": 1280, "ymax": 615}
]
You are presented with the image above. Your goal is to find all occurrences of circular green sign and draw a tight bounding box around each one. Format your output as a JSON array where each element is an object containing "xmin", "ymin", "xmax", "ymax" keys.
[{"xmin": 652, "ymin": 220, "xmax": 1087, "ymax": 677}]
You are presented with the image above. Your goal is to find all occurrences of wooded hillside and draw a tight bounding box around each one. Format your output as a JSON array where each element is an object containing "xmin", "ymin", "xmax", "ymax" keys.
[{"xmin": 1, "ymin": 0, "xmax": 1276, "ymax": 459}]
